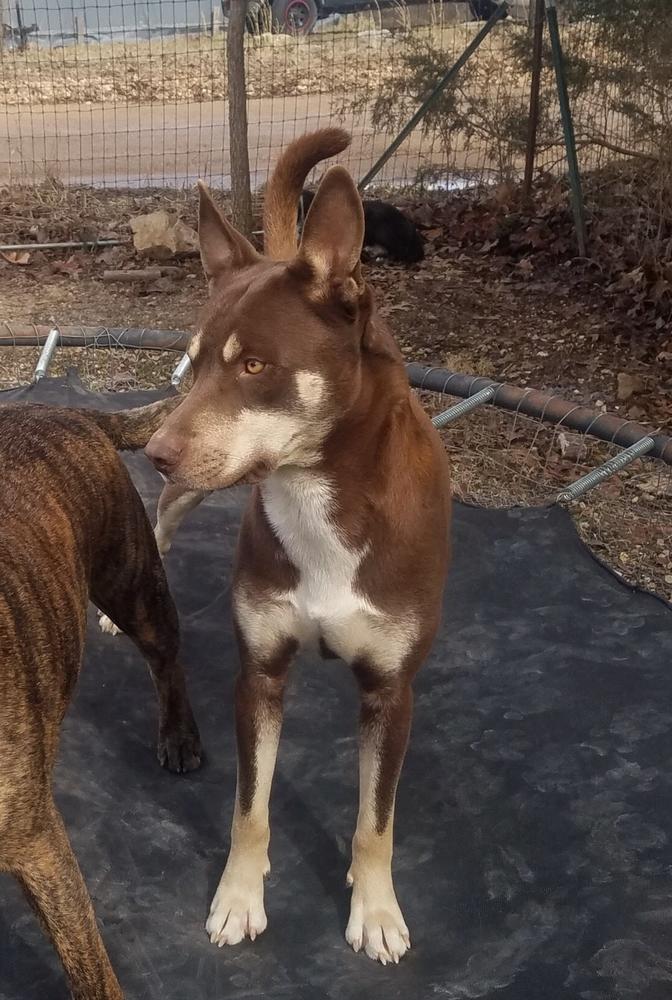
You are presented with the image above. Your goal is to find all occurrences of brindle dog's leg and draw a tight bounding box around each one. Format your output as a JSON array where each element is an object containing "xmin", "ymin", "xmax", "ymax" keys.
[
  {"xmin": 92, "ymin": 499, "xmax": 201, "ymax": 774},
  {"xmin": 98, "ymin": 485, "xmax": 207, "ymax": 635},
  {"xmin": 15, "ymin": 800, "xmax": 123, "ymax": 1000},
  {"xmin": 345, "ymin": 659, "xmax": 419, "ymax": 965},
  {"xmin": 206, "ymin": 615, "xmax": 297, "ymax": 947}
]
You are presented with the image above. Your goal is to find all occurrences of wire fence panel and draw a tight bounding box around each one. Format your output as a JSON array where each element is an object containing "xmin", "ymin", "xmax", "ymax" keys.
[
  {"xmin": 1, "ymin": 1, "xmax": 537, "ymax": 193},
  {"xmin": 1, "ymin": 0, "xmax": 668, "ymax": 203}
]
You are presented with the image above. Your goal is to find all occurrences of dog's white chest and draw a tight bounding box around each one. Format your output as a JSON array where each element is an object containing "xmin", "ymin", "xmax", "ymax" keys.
[
  {"xmin": 250, "ymin": 470, "xmax": 415, "ymax": 672},
  {"xmin": 261, "ymin": 470, "xmax": 369, "ymax": 628}
]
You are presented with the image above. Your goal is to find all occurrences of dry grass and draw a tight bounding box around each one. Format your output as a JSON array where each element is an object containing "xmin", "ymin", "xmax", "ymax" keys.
[
  {"xmin": 0, "ymin": 344, "xmax": 177, "ymax": 392},
  {"xmin": 0, "ymin": 17, "xmax": 520, "ymax": 106},
  {"xmin": 0, "ymin": 181, "xmax": 206, "ymax": 243},
  {"xmin": 421, "ymin": 392, "xmax": 672, "ymax": 604}
]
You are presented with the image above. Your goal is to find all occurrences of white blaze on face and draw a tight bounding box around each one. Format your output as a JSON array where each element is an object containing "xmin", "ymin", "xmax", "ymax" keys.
[{"xmin": 220, "ymin": 370, "xmax": 328, "ymax": 476}]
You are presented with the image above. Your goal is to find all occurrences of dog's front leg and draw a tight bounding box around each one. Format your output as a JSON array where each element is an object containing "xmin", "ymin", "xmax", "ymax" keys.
[
  {"xmin": 206, "ymin": 607, "xmax": 297, "ymax": 948},
  {"xmin": 346, "ymin": 664, "xmax": 414, "ymax": 965}
]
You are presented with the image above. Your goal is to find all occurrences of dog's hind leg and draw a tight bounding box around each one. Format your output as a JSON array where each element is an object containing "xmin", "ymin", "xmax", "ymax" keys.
[
  {"xmin": 15, "ymin": 800, "xmax": 123, "ymax": 1000},
  {"xmin": 155, "ymin": 482, "xmax": 209, "ymax": 556},
  {"xmin": 92, "ymin": 496, "xmax": 202, "ymax": 774}
]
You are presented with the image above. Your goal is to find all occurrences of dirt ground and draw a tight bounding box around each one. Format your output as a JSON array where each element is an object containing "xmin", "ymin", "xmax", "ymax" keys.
[{"xmin": 0, "ymin": 197, "xmax": 670, "ymax": 603}]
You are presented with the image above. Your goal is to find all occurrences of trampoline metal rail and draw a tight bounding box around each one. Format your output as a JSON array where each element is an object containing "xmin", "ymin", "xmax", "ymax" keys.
[
  {"xmin": 1, "ymin": 321, "xmax": 670, "ymax": 601},
  {"xmin": 2, "ymin": 323, "xmax": 670, "ymax": 503}
]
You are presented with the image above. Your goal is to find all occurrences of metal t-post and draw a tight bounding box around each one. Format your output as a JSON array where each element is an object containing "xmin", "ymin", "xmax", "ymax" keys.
[
  {"xmin": 358, "ymin": 1, "xmax": 510, "ymax": 192},
  {"xmin": 523, "ymin": 0, "xmax": 545, "ymax": 197},
  {"xmin": 545, "ymin": 0, "xmax": 588, "ymax": 256},
  {"xmin": 0, "ymin": 1, "xmax": 8, "ymax": 50}
]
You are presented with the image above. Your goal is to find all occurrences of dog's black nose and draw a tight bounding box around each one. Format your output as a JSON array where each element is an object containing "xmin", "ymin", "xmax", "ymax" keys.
[{"xmin": 145, "ymin": 437, "xmax": 182, "ymax": 476}]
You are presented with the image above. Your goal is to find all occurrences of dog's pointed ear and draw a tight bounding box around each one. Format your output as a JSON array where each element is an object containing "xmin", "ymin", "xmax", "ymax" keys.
[
  {"xmin": 198, "ymin": 180, "xmax": 259, "ymax": 286},
  {"xmin": 296, "ymin": 166, "xmax": 365, "ymax": 308}
]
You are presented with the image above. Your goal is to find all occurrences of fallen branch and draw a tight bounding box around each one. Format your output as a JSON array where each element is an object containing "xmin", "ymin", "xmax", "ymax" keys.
[{"xmin": 102, "ymin": 267, "xmax": 184, "ymax": 282}]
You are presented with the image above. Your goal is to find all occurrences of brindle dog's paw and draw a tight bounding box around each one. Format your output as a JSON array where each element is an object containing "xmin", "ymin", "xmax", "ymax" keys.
[{"xmin": 158, "ymin": 725, "xmax": 202, "ymax": 774}]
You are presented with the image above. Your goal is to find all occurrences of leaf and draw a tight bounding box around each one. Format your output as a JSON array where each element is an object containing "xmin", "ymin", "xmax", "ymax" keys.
[
  {"xmin": 0, "ymin": 250, "xmax": 30, "ymax": 265},
  {"xmin": 51, "ymin": 254, "xmax": 83, "ymax": 276},
  {"xmin": 650, "ymin": 277, "xmax": 670, "ymax": 302},
  {"xmin": 525, "ymin": 225, "xmax": 551, "ymax": 249},
  {"xmin": 557, "ymin": 431, "xmax": 587, "ymax": 461}
]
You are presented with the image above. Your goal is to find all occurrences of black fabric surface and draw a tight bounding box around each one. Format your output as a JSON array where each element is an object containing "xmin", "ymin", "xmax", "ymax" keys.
[{"xmin": 2, "ymin": 377, "xmax": 672, "ymax": 1000}]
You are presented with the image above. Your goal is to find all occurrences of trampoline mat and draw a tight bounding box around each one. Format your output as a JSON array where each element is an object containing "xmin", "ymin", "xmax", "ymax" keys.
[{"xmin": 2, "ymin": 375, "xmax": 672, "ymax": 1000}]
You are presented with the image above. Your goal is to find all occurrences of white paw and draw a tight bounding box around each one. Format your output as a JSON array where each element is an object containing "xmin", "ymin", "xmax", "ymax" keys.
[
  {"xmin": 205, "ymin": 869, "xmax": 268, "ymax": 947},
  {"xmin": 345, "ymin": 874, "xmax": 410, "ymax": 965},
  {"xmin": 98, "ymin": 612, "xmax": 121, "ymax": 636}
]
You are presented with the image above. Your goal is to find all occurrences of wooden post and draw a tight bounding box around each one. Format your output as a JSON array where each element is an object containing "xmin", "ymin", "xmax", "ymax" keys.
[{"xmin": 227, "ymin": 0, "xmax": 253, "ymax": 236}]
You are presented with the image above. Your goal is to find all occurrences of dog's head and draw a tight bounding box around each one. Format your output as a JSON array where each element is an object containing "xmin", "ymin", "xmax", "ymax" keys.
[{"xmin": 146, "ymin": 158, "xmax": 397, "ymax": 491}]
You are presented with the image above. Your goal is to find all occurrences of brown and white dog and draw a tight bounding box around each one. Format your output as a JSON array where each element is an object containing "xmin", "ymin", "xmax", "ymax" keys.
[{"xmin": 145, "ymin": 129, "xmax": 451, "ymax": 964}]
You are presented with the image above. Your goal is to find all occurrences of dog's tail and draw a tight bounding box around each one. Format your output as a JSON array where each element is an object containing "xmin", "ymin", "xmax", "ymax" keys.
[
  {"xmin": 88, "ymin": 395, "xmax": 182, "ymax": 451},
  {"xmin": 263, "ymin": 128, "xmax": 351, "ymax": 260}
]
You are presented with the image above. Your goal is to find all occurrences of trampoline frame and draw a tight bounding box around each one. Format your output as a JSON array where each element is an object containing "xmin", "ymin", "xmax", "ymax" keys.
[{"xmin": 1, "ymin": 322, "xmax": 670, "ymax": 505}]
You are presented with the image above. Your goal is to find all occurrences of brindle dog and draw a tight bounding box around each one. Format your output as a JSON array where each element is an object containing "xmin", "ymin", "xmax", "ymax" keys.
[{"xmin": 0, "ymin": 398, "xmax": 201, "ymax": 1000}]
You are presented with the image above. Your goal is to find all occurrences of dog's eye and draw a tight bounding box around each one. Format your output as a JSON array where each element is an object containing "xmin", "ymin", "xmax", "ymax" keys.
[{"xmin": 244, "ymin": 359, "xmax": 266, "ymax": 375}]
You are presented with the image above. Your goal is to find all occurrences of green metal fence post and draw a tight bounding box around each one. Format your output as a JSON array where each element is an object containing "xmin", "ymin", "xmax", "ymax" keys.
[
  {"xmin": 545, "ymin": 0, "xmax": 588, "ymax": 256},
  {"xmin": 523, "ymin": 0, "xmax": 545, "ymax": 198},
  {"xmin": 358, "ymin": 2, "xmax": 509, "ymax": 192}
]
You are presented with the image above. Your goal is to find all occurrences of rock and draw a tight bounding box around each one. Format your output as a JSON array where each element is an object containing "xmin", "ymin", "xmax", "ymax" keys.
[
  {"xmin": 173, "ymin": 219, "xmax": 199, "ymax": 254},
  {"xmin": 130, "ymin": 211, "xmax": 199, "ymax": 259},
  {"xmin": 617, "ymin": 372, "xmax": 644, "ymax": 401}
]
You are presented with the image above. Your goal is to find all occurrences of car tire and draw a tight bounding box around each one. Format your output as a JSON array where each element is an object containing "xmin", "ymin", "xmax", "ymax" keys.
[{"xmin": 272, "ymin": 0, "xmax": 319, "ymax": 35}]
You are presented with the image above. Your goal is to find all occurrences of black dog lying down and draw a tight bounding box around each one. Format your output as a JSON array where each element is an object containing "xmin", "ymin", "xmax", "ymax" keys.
[{"xmin": 299, "ymin": 189, "xmax": 424, "ymax": 264}]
